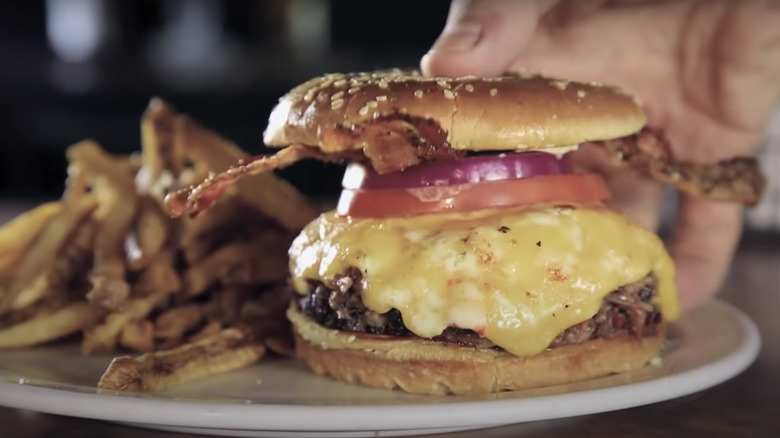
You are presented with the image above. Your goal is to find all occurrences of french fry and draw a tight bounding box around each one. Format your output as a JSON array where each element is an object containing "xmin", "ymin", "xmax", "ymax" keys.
[
  {"xmin": 180, "ymin": 227, "xmax": 256, "ymax": 268},
  {"xmin": 201, "ymin": 286, "xmax": 244, "ymax": 323},
  {"xmin": 140, "ymin": 98, "xmax": 181, "ymax": 189},
  {"xmin": 179, "ymin": 199, "xmax": 250, "ymax": 248},
  {"xmin": 175, "ymin": 115, "xmax": 320, "ymax": 231},
  {"xmin": 11, "ymin": 219, "xmax": 95, "ymax": 311},
  {"xmin": 155, "ymin": 337, "xmax": 185, "ymax": 351},
  {"xmin": 63, "ymin": 164, "xmax": 89, "ymax": 204},
  {"xmin": 126, "ymin": 195, "xmax": 170, "ymax": 271},
  {"xmin": 97, "ymin": 328, "xmax": 265, "ymax": 392},
  {"xmin": 0, "ymin": 202, "xmax": 62, "ymax": 278},
  {"xmin": 119, "ymin": 320, "xmax": 155, "ymax": 353},
  {"xmin": 220, "ymin": 234, "xmax": 291, "ymax": 287},
  {"xmin": 188, "ymin": 320, "xmax": 222, "ymax": 343},
  {"xmin": 0, "ymin": 302, "xmax": 105, "ymax": 349},
  {"xmin": 138, "ymin": 98, "xmax": 189, "ymax": 211},
  {"xmin": 0, "ymin": 196, "xmax": 97, "ymax": 313},
  {"xmin": 154, "ymin": 304, "xmax": 204, "ymax": 340},
  {"xmin": 182, "ymin": 221, "xmax": 289, "ymax": 267},
  {"xmin": 182, "ymin": 238, "xmax": 289, "ymax": 297},
  {"xmin": 0, "ymin": 99, "xmax": 302, "ymax": 393},
  {"xmin": 132, "ymin": 249, "xmax": 180, "ymax": 297},
  {"xmin": 81, "ymin": 292, "xmax": 170, "ymax": 355},
  {"xmin": 67, "ymin": 141, "xmax": 137, "ymax": 310}
]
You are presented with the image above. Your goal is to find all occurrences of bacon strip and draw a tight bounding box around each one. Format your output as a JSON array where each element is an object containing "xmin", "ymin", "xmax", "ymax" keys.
[
  {"xmin": 166, "ymin": 145, "xmax": 342, "ymax": 218},
  {"xmin": 599, "ymin": 128, "xmax": 765, "ymax": 206},
  {"xmin": 166, "ymin": 126, "xmax": 766, "ymax": 219},
  {"xmin": 166, "ymin": 116, "xmax": 463, "ymax": 218}
]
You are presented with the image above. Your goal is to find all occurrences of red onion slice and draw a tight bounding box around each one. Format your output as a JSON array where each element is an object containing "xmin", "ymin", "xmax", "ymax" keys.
[{"xmin": 342, "ymin": 152, "xmax": 570, "ymax": 190}]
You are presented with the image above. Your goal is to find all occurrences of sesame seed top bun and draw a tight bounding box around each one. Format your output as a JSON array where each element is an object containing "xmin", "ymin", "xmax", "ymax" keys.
[{"xmin": 263, "ymin": 70, "xmax": 646, "ymax": 152}]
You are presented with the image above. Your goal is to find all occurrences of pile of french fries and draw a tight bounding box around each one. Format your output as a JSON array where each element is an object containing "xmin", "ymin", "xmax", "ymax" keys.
[{"xmin": 0, "ymin": 98, "xmax": 321, "ymax": 392}]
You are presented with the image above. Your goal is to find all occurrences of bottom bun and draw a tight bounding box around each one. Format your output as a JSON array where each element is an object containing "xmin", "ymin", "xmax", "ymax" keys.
[{"xmin": 288, "ymin": 305, "xmax": 664, "ymax": 395}]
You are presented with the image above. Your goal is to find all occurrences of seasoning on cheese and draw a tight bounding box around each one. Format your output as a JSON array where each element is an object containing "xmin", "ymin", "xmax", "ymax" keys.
[{"xmin": 289, "ymin": 204, "xmax": 679, "ymax": 357}]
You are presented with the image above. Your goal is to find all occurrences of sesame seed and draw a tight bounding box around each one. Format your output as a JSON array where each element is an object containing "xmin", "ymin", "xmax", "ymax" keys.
[
  {"xmin": 376, "ymin": 95, "xmax": 387, "ymax": 102},
  {"xmin": 367, "ymin": 100, "xmax": 378, "ymax": 108},
  {"xmin": 358, "ymin": 106, "xmax": 369, "ymax": 116},
  {"xmin": 334, "ymin": 79, "xmax": 347, "ymax": 88},
  {"xmin": 331, "ymin": 99, "xmax": 344, "ymax": 109},
  {"xmin": 489, "ymin": 88, "xmax": 498, "ymax": 96},
  {"xmin": 465, "ymin": 84, "xmax": 474, "ymax": 92},
  {"xmin": 551, "ymin": 79, "xmax": 568, "ymax": 90},
  {"xmin": 331, "ymin": 91, "xmax": 344, "ymax": 101},
  {"xmin": 378, "ymin": 81, "xmax": 389, "ymax": 89},
  {"xmin": 436, "ymin": 80, "xmax": 451, "ymax": 89},
  {"xmin": 348, "ymin": 87, "xmax": 360, "ymax": 94},
  {"xmin": 443, "ymin": 89, "xmax": 455, "ymax": 99},
  {"xmin": 577, "ymin": 90, "xmax": 586, "ymax": 98},
  {"xmin": 414, "ymin": 90, "xmax": 423, "ymax": 98}
]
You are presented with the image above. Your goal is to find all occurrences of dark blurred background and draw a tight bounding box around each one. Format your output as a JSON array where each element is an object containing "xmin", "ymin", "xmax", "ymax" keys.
[
  {"xmin": 0, "ymin": 0, "xmax": 777, "ymax": 230},
  {"xmin": 0, "ymin": 0, "xmax": 450, "ymax": 201}
]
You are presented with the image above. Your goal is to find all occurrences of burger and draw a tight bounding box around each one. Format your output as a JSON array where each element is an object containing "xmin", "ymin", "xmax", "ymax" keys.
[{"xmin": 167, "ymin": 71, "xmax": 764, "ymax": 395}]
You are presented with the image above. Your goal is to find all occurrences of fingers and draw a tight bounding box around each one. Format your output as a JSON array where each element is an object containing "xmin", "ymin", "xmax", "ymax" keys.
[
  {"xmin": 671, "ymin": 196, "xmax": 743, "ymax": 311},
  {"xmin": 421, "ymin": 0, "xmax": 560, "ymax": 77},
  {"xmin": 569, "ymin": 144, "xmax": 663, "ymax": 231},
  {"xmin": 605, "ymin": 171, "xmax": 663, "ymax": 231}
]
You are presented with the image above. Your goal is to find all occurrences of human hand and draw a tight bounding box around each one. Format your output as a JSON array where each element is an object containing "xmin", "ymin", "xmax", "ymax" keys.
[{"xmin": 422, "ymin": 0, "xmax": 780, "ymax": 310}]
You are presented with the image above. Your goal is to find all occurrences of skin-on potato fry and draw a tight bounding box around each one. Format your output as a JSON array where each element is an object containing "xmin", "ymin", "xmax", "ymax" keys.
[
  {"xmin": 138, "ymin": 98, "xmax": 186, "ymax": 207},
  {"xmin": 132, "ymin": 249, "xmax": 180, "ymax": 297},
  {"xmin": 0, "ymin": 98, "xmax": 300, "ymax": 393},
  {"xmin": 126, "ymin": 195, "xmax": 170, "ymax": 271},
  {"xmin": 174, "ymin": 115, "xmax": 320, "ymax": 230},
  {"xmin": 179, "ymin": 205, "xmax": 263, "ymax": 265},
  {"xmin": 81, "ymin": 292, "xmax": 170, "ymax": 355},
  {"xmin": 141, "ymin": 98, "xmax": 181, "ymax": 180},
  {"xmin": 201, "ymin": 286, "xmax": 245, "ymax": 323},
  {"xmin": 10, "ymin": 219, "xmax": 95, "ymax": 311},
  {"xmin": 182, "ymin": 221, "xmax": 291, "ymax": 267},
  {"xmin": 0, "ymin": 302, "xmax": 105, "ymax": 349},
  {"xmin": 119, "ymin": 320, "xmax": 155, "ymax": 353},
  {"xmin": 0, "ymin": 196, "xmax": 98, "ymax": 314},
  {"xmin": 154, "ymin": 304, "xmax": 204, "ymax": 340},
  {"xmin": 0, "ymin": 202, "xmax": 62, "ymax": 279},
  {"xmin": 182, "ymin": 235, "xmax": 289, "ymax": 297},
  {"xmin": 188, "ymin": 320, "xmax": 222, "ymax": 343},
  {"xmin": 67, "ymin": 140, "xmax": 138, "ymax": 310},
  {"xmin": 178, "ymin": 198, "xmax": 250, "ymax": 247},
  {"xmin": 97, "ymin": 328, "xmax": 265, "ymax": 392}
]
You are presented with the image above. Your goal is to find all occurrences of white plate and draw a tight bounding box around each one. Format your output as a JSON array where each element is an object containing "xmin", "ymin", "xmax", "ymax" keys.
[{"xmin": 0, "ymin": 299, "xmax": 760, "ymax": 437}]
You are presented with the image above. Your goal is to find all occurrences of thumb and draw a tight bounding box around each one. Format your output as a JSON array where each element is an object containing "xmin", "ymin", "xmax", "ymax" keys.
[{"xmin": 421, "ymin": 0, "xmax": 559, "ymax": 77}]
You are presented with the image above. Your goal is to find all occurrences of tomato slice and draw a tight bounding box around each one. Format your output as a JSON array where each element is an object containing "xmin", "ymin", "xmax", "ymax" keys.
[{"xmin": 337, "ymin": 173, "xmax": 611, "ymax": 218}]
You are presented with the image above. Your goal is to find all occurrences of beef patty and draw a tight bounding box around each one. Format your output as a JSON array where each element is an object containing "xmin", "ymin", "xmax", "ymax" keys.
[{"xmin": 297, "ymin": 268, "xmax": 662, "ymax": 350}]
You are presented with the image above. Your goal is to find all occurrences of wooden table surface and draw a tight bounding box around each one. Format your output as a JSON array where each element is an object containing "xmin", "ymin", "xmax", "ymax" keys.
[{"xmin": 0, "ymin": 200, "xmax": 777, "ymax": 437}]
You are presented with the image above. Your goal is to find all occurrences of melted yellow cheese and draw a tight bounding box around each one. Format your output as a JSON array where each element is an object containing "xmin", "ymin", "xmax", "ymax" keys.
[{"xmin": 289, "ymin": 205, "xmax": 679, "ymax": 357}]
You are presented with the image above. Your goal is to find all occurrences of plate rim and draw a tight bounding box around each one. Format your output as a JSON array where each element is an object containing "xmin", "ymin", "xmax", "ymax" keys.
[{"xmin": 0, "ymin": 299, "xmax": 761, "ymax": 433}]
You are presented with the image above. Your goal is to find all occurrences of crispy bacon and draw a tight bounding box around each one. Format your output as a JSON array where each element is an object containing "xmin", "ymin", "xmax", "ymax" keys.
[
  {"xmin": 166, "ymin": 116, "xmax": 464, "ymax": 218},
  {"xmin": 165, "ymin": 145, "xmax": 351, "ymax": 218},
  {"xmin": 165, "ymin": 123, "xmax": 765, "ymax": 219},
  {"xmin": 598, "ymin": 128, "xmax": 766, "ymax": 206}
]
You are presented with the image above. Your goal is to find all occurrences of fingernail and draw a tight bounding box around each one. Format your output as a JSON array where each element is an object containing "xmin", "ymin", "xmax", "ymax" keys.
[{"xmin": 430, "ymin": 23, "xmax": 482, "ymax": 52}]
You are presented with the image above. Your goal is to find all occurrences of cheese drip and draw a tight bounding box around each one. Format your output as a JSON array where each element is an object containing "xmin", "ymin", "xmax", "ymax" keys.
[{"xmin": 289, "ymin": 205, "xmax": 679, "ymax": 356}]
